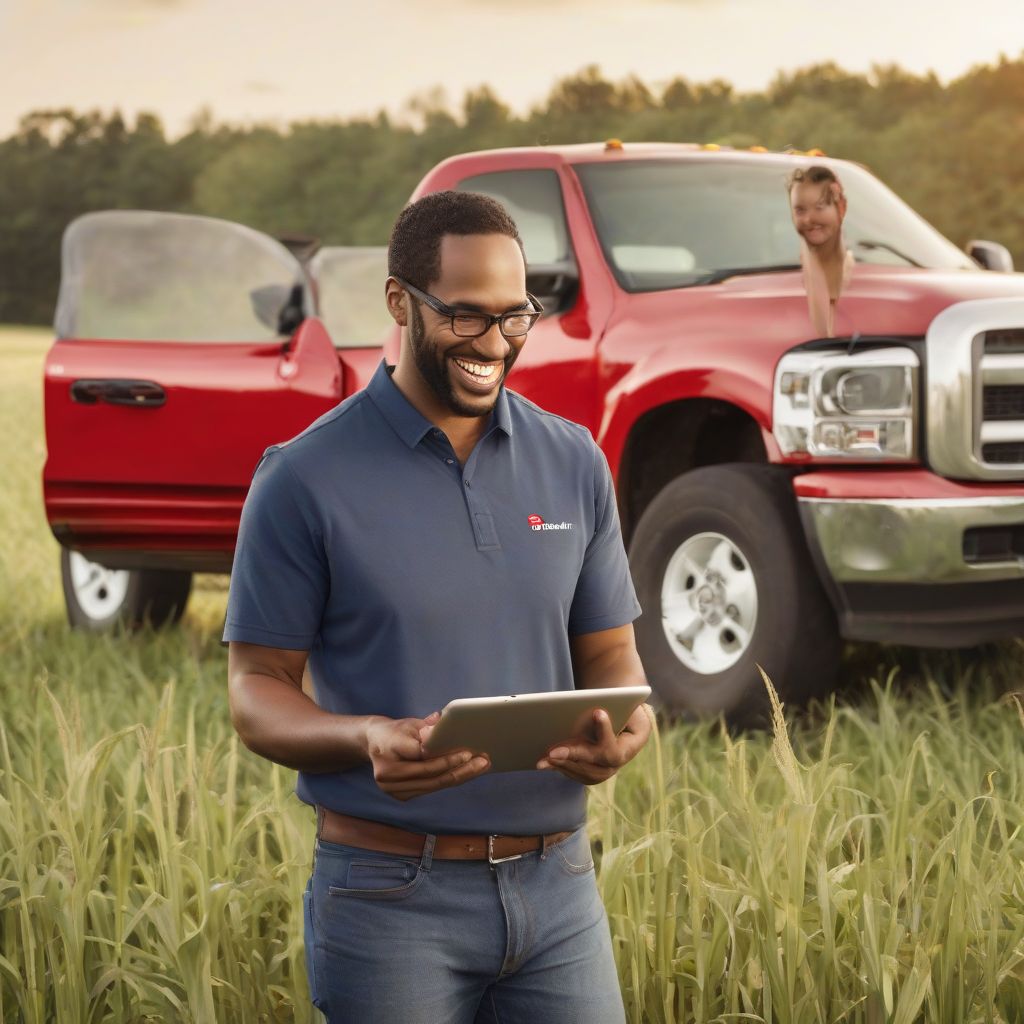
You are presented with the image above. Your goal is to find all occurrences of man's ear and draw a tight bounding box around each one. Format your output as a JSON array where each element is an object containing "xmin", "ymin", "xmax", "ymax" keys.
[{"xmin": 385, "ymin": 278, "xmax": 407, "ymax": 327}]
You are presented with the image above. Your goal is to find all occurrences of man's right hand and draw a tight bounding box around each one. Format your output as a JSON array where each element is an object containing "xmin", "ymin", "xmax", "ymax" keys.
[{"xmin": 365, "ymin": 714, "xmax": 490, "ymax": 801}]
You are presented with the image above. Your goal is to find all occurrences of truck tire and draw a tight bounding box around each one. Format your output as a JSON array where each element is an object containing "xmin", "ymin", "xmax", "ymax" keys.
[
  {"xmin": 60, "ymin": 549, "xmax": 192, "ymax": 631},
  {"xmin": 628, "ymin": 464, "xmax": 840, "ymax": 726}
]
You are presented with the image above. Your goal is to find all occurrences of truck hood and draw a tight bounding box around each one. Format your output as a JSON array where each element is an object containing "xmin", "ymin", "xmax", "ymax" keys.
[
  {"xmin": 714, "ymin": 264, "xmax": 1024, "ymax": 340},
  {"xmin": 599, "ymin": 265, "xmax": 1024, "ymax": 451},
  {"xmin": 608, "ymin": 266, "xmax": 1024, "ymax": 387}
]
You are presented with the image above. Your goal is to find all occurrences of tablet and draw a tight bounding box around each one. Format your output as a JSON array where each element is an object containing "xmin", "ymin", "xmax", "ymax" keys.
[{"xmin": 422, "ymin": 686, "xmax": 651, "ymax": 774}]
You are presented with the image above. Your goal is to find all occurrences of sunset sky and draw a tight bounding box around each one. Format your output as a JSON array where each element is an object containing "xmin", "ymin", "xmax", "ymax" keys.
[{"xmin": 3, "ymin": 0, "xmax": 1023, "ymax": 137}]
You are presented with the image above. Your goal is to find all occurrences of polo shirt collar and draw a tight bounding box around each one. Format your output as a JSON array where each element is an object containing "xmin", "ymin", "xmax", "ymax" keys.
[{"xmin": 367, "ymin": 360, "xmax": 513, "ymax": 449}]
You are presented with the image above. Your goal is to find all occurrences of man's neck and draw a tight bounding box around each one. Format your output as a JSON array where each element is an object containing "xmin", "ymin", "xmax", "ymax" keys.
[{"xmin": 390, "ymin": 361, "xmax": 489, "ymax": 464}]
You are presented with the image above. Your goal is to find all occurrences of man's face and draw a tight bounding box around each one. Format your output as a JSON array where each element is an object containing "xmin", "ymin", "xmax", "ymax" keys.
[
  {"xmin": 789, "ymin": 180, "xmax": 845, "ymax": 251},
  {"xmin": 405, "ymin": 233, "xmax": 529, "ymax": 419}
]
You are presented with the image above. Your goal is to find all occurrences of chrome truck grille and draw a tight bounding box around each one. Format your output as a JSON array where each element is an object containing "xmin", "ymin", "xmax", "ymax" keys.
[{"xmin": 927, "ymin": 298, "xmax": 1024, "ymax": 480}]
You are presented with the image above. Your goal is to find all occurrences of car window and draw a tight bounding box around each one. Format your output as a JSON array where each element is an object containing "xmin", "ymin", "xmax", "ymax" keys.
[
  {"xmin": 310, "ymin": 246, "xmax": 393, "ymax": 348},
  {"xmin": 456, "ymin": 169, "xmax": 572, "ymax": 266},
  {"xmin": 574, "ymin": 158, "xmax": 978, "ymax": 292},
  {"xmin": 55, "ymin": 211, "xmax": 309, "ymax": 342}
]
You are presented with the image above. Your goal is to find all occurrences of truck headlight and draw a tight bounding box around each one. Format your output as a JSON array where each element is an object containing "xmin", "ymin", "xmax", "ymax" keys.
[{"xmin": 773, "ymin": 346, "xmax": 918, "ymax": 459}]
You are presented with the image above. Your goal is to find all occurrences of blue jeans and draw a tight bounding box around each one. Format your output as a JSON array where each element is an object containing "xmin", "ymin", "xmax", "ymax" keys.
[{"xmin": 302, "ymin": 826, "xmax": 626, "ymax": 1023}]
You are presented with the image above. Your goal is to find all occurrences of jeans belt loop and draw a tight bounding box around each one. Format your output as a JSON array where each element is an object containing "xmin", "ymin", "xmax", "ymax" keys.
[
  {"xmin": 488, "ymin": 835, "xmax": 525, "ymax": 865},
  {"xmin": 421, "ymin": 833, "xmax": 436, "ymax": 872}
]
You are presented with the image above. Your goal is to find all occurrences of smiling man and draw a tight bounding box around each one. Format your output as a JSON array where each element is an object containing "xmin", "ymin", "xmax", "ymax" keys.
[{"xmin": 224, "ymin": 190, "xmax": 651, "ymax": 1023}]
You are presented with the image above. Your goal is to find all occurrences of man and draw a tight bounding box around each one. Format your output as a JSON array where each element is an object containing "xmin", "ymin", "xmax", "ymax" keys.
[
  {"xmin": 788, "ymin": 164, "xmax": 854, "ymax": 337},
  {"xmin": 225, "ymin": 190, "xmax": 651, "ymax": 1023}
]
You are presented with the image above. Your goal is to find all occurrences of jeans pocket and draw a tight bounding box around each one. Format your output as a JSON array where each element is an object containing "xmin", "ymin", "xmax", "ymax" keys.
[
  {"xmin": 550, "ymin": 829, "xmax": 595, "ymax": 876},
  {"xmin": 326, "ymin": 855, "xmax": 425, "ymax": 901}
]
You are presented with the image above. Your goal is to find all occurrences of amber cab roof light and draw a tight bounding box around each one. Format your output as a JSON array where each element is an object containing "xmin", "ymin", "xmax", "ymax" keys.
[{"xmin": 598, "ymin": 139, "xmax": 826, "ymax": 156}]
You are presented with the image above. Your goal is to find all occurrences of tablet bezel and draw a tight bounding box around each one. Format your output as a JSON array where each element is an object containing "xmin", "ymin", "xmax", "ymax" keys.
[{"xmin": 421, "ymin": 685, "xmax": 652, "ymax": 774}]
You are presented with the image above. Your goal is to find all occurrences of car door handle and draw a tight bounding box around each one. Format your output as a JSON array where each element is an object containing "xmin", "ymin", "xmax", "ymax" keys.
[{"xmin": 70, "ymin": 379, "xmax": 167, "ymax": 407}]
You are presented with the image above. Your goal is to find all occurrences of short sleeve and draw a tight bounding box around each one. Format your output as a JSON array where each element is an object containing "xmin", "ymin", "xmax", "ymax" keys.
[
  {"xmin": 567, "ymin": 442, "xmax": 642, "ymax": 636},
  {"xmin": 223, "ymin": 447, "xmax": 329, "ymax": 649}
]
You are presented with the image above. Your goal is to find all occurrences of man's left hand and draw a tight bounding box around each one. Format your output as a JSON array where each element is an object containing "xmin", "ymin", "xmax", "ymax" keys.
[{"xmin": 536, "ymin": 702, "xmax": 653, "ymax": 785}]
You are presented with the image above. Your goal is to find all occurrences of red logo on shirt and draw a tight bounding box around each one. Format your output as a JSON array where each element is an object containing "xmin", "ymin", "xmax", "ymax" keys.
[{"xmin": 529, "ymin": 514, "xmax": 576, "ymax": 533}]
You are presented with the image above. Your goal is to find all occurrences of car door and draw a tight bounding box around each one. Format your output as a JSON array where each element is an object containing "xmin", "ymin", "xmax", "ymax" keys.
[{"xmin": 43, "ymin": 210, "xmax": 343, "ymax": 571}]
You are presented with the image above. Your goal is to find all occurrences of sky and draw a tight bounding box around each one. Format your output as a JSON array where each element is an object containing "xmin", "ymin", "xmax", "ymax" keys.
[{"xmin": 2, "ymin": 0, "xmax": 1024, "ymax": 138}]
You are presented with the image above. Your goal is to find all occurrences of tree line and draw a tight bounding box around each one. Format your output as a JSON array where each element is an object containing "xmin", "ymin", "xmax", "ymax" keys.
[{"xmin": 2, "ymin": 57, "xmax": 1023, "ymax": 326}]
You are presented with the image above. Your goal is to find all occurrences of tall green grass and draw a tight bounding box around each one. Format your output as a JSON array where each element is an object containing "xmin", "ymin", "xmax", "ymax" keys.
[
  {"xmin": 2, "ymin": 326, "xmax": 1024, "ymax": 1022},
  {"xmin": 595, "ymin": 669, "xmax": 1024, "ymax": 1023}
]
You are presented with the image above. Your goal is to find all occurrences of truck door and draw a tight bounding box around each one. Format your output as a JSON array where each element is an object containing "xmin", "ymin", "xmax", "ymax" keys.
[{"xmin": 43, "ymin": 210, "xmax": 342, "ymax": 574}]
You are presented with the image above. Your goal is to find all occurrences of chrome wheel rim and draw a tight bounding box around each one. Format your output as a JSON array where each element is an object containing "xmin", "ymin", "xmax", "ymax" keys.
[
  {"xmin": 660, "ymin": 531, "xmax": 758, "ymax": 674},
  {"xmin": 68, "ymin": 551, "xmax": 130, "ymax": 621}
]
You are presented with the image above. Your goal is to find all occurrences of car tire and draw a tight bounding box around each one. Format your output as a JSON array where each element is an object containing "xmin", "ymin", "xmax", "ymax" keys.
[
  {"xmin": 60, "ymin": 548, "xmax": 192, "ymax": 631},
  {"xmin": 628, "ymin": 463, "xmax": 840, "ymax": 726}
]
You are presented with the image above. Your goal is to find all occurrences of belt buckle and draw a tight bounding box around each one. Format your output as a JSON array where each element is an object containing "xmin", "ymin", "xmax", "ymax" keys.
[{"xmin": 487, "ymin": 835, "xmax": 524, "ymax": 865}]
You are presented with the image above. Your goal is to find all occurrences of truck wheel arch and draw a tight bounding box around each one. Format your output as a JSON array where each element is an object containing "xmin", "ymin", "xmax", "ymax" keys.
[{"xmin": 616, "ymin": 398, "xmax": 769, "ymax": 544}]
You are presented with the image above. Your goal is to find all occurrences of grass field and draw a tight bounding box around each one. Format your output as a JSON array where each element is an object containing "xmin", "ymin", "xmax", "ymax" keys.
[{"xmin": 1, "ymin": 325, "xmax": 1023, "ymax": 1023}]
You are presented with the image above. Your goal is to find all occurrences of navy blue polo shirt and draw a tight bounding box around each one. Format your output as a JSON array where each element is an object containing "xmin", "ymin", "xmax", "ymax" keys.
[{"xmin": 224, "ymin": 360, "xmax": 640, "ymax": 834}]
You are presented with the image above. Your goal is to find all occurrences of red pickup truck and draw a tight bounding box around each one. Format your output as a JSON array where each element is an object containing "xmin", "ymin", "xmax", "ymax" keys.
[{"xmin": 43, "ymin": 142, "xmax": 1024, "ymax": 722}]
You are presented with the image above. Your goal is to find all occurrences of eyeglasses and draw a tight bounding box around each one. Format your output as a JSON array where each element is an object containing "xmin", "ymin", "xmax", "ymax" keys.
[{"xmin": 395, "ymin": 277, "xmax": 544, "ymax": 340}]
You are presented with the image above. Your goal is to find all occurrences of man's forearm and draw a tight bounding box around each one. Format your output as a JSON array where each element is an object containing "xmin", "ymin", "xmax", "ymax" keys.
[
  {"xmin": 570, "ymin": 624, "xmax": 647, "ymax": 691},
  {"xmin": 230, "ymin": 672, "xmax": 381, "ymax": 773}
]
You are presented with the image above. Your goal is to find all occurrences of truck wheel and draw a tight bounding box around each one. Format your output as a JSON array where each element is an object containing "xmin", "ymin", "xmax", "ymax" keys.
[
  {"xmin": 60, "ymin": 549, "xmax": 192, "ymax": 631},
  {"xmin": 628, "ymin": 464, "xmax": 840, "ymax": 726}
]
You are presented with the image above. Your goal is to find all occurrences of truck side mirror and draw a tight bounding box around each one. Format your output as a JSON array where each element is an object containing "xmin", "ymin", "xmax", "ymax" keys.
[
  {"xmin": 967, "ymin": 240, "xmax": 1014, "ymax": 273},
  {"xmin": 277, "ymin": 233, "xmax": 322, "ymax": 266},
  {"xmin": 526, "ymin": 261, "xmax": 580, "ymax": 316},
  {"xmin": 250, "ymin": 282, "xmax": 307, "ymax": 336}
]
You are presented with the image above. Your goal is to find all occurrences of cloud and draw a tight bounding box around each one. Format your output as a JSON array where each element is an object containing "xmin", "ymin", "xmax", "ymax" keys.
[
  {"xmin": 80, "ymin": 0, "xmax": 193, "ymax": 30},
  {"xmin": 462, "ymin": 0, "xmax": 720, "ymax": 4},
  {"xmin": 243, "ymin": 80, "xmax": 281, "ymax": 95}
]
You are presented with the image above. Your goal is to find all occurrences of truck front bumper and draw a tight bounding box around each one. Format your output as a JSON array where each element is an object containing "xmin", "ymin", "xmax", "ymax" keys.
[{"xmin": 795, "ymin": 470, "xmax": 1024, "ymax": 646}]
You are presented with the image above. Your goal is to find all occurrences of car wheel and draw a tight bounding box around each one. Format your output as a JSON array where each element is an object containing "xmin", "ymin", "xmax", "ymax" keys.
[
  {"xmin": 628, "ymin": 464, "xmax": 840, "ymax": 726},
  {"xmin": 60, "ymin": 548, "xmax": 192, "ymax": 631}
]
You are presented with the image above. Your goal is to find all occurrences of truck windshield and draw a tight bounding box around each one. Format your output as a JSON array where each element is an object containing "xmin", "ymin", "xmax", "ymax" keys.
[{"xmin": 574, "ymin": 158, "xmax": 978, "ymax": 292}]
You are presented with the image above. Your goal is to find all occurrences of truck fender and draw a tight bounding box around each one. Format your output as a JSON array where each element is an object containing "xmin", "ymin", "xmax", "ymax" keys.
[{"xmin": 596, "ymin": 357, "xmax": 775, "ymax": 480}]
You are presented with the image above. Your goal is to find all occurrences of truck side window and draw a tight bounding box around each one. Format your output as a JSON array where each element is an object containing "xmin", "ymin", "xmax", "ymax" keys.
[{"xmin": 456, "ymin": 170, "xmax": 572, "ymax": 268}]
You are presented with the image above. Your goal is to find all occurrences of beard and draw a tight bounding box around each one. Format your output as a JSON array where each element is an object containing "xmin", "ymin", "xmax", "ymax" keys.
[{"xmin": 408, "ymin": 301, "xmax": 518, "ymax": 418}]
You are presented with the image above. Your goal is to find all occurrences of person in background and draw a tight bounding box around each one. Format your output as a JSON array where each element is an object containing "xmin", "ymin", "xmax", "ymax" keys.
[{"xmin": 788, "ymin": 164, "xmax": 855, "ymax": 337}]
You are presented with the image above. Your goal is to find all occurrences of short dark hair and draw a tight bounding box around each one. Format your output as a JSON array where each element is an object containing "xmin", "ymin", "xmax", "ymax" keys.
[
  {"xmin": 387, "ymin": 190, "xmax": 525, "ymax": 290},
  {"xmin": 786, "ymin": 164, "xmax": 845, "ymax": 203}
]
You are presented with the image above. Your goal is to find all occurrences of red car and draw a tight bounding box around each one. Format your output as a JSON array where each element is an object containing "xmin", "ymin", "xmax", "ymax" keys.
[{"xmin": 44, "ymin": 143, "xmax": 1024, "ymax": 722}]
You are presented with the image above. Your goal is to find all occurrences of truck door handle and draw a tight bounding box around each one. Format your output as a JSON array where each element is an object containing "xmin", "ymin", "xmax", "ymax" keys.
[{"xmin": 70, "ymin": 379, "xmax": 167, "ymax": 407}]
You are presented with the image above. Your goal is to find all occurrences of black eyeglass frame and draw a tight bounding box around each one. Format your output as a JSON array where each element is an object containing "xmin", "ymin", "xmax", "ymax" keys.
[{"xmin": 394, "ymin": 277, "xmax": 545, "ymax": 340}]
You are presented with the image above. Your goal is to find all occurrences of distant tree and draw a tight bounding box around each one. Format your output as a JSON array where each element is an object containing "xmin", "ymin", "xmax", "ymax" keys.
[
  {"xmin": 463, "ymin": 86, "xmax": 510, "ymax": 132},
  {"xmin": 5, "ymin": 57, "xmax": 1024, "ymax": 324},
  {"xmin": 662, "ymin": 77, "xmax": 696, "ymax": 111},
  {"xmin": 546, "ymin": 65, "xmax": 619, "ymax": 118},
  {"xmin": 768, "ymin": 62, "xmax": 871, "ymax": 112}
]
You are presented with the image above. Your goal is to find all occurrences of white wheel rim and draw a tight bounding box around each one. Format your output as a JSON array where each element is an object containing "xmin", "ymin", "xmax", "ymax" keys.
[
  {"xmin": 660, "ymin": 531, "xmax": 758, "ymax": 675},
  {"xmin": 68, "ymin": 551, "xmax": 130, "ymax": 621}
]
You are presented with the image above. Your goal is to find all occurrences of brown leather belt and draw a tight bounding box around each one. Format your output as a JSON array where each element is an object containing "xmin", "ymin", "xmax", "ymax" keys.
[{"xmin": 317, "ymin": 807, "xmax": 574, "ymax": 864}]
